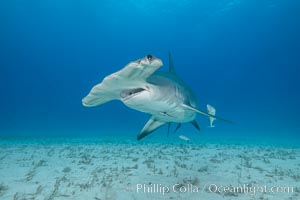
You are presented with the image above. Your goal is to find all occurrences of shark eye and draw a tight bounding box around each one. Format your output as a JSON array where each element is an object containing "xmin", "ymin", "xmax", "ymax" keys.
[{"xmin": 147, "ymin": 55, "xmax": 153, "ymax": 61}]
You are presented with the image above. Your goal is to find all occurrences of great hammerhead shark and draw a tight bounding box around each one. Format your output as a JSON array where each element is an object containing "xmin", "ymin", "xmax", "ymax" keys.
[{"xmin": 82, "ymin": 53, "xmax": 230, "ymax": 140}]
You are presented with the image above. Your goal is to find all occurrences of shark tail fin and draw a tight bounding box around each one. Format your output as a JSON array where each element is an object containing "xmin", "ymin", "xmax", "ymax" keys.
[{"xmin": 181, "ymin": 104, "xmax": 233, "ymax": 124}]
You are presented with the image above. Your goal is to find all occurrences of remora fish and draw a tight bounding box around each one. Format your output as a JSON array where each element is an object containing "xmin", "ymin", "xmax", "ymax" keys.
[
  {"xmin": 179, "ymin": 135, "xmax": 190, "ymax": 142},
  {"xmin": 82, "ymin": 53, "xmax": 231, "ymax": 140},
  {"xmin": 207, "ymin": 104, "xmax": 216, "ymax": 127}
]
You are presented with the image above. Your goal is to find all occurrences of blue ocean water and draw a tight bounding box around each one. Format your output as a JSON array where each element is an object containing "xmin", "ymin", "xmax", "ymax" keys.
[{"xmin": 1, "ymin": 0, "xmax": 299, "ymax": 145}]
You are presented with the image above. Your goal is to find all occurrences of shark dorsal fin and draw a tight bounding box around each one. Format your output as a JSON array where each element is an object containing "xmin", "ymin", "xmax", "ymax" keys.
[{"xmin": 168, "ymin": 51, "xmax": 177, "ymax": 75}]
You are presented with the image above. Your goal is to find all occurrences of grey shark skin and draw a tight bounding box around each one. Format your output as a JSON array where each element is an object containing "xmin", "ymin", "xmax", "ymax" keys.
[{"xmin": 82, "ymin": 54, "xmax": 230, "ymax": 140}]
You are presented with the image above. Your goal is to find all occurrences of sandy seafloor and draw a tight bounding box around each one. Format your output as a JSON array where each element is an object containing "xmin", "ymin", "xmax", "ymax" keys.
[{"xmin": 0, "ymin": 137, "xmax": 299, "ymax": 200}]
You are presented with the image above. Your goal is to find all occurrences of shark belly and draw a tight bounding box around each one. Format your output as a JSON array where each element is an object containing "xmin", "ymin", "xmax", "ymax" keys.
[
  {"xmin": 121, "ymin": 84, "xmax": 196, "ymax": 123},
  {"xmin": 124, "ymin": 100, "xmax": 196, "ymax": 123}
]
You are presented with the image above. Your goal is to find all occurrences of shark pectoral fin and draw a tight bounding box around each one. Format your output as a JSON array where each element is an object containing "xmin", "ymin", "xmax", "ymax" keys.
[
  {"xmin": 137, "ymin": 117, "xmax": 166, "ymax": 141},
  {"xmin": 181, "ymin": 104, "xmax": 234, "ymax": 124},
  {"xmin": 82, "ymin": 56, "xmax": 163, "ymax": 107},
  {"xmin": 190, "ymin": 120, "xmax": 200, "ymax": 131}
]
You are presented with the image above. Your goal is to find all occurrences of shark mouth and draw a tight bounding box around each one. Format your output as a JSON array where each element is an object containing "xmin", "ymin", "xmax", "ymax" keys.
[{"xmin": 120, "ymin": 88, "xmax": 146, "ymax": 101}]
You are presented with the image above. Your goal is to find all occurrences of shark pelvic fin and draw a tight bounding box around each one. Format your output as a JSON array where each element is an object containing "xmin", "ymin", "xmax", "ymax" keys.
[
  {"xmin": 137, "ymin": 117, "xmax": 166, "ymax": 140},
  {"xmin": 181, "ymin": 104, "xmax": 233, "ymax": 124},
  {"xmin": 174, "ymin": 123, "xmax": 181, "ymax": 133},
  {"xmin": 168, "ymin": 51, "xmax": 177, "ymax": 75},
  {"xmin": 167, "ymin": 123, "xmax": 171, "ymax": 137},
  {"xmin": 190, "ymin": 120, "xmax": 200, "ymax": 131}
]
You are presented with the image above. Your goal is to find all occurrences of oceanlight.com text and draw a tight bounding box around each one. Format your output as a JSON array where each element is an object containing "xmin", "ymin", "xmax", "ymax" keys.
[
  {"xmin": 207, "ymin": 183, "xmax": 294, "ymax": 195},
  {"xmin": 134, "ymin": 183, "xmax": 295, "ymax": 196}
]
